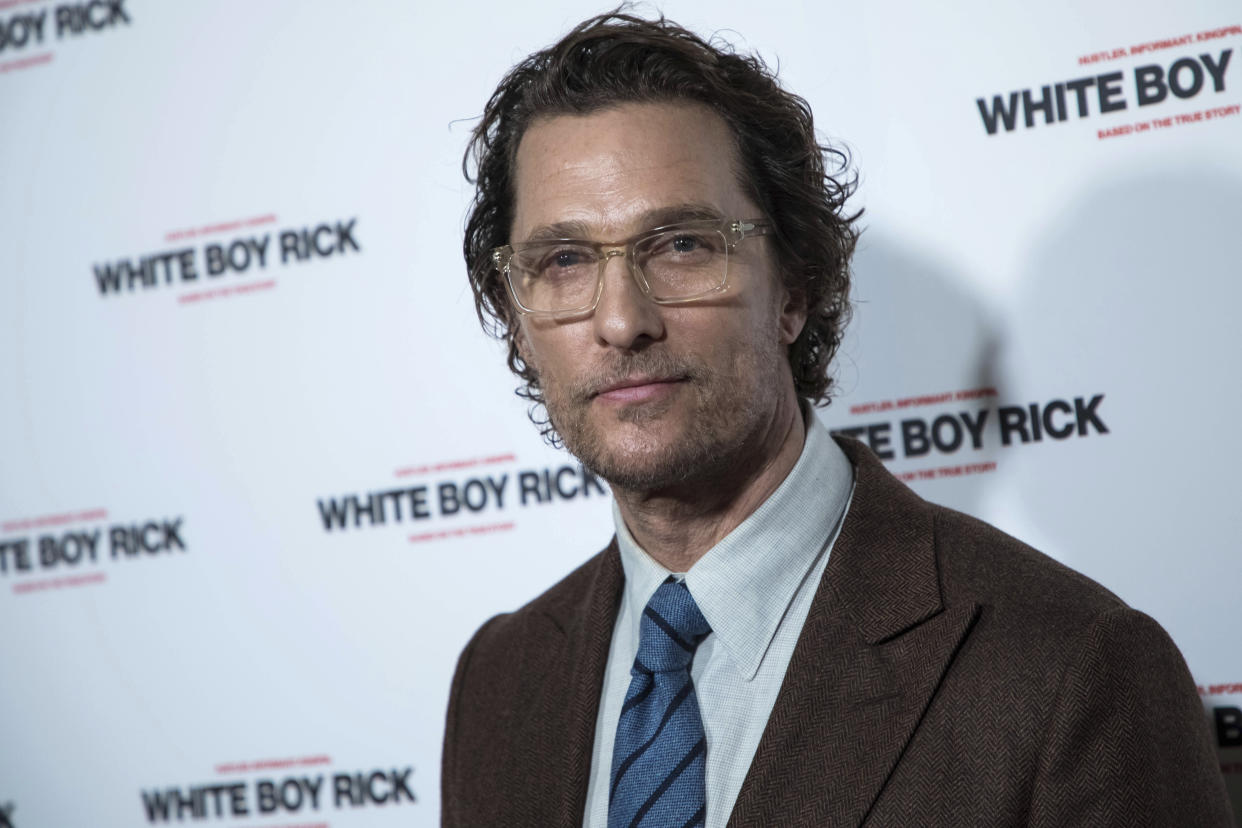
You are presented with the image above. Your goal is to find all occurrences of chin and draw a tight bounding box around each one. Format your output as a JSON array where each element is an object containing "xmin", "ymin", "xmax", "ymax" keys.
[{"xmin": 569, "ymin": 428, "xmax": 721, "ymax": 493}]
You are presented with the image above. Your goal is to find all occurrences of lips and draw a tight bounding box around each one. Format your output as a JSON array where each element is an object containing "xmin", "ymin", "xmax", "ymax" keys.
[{"xmin": 591, "ymin": 375, "xmax": 685, "ymax": 403}]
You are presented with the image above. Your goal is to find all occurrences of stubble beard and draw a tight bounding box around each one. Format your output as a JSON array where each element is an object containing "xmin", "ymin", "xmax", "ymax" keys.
[{"xmin": 536, "ymin": 343, "xmax": 785, "ymax": 495}]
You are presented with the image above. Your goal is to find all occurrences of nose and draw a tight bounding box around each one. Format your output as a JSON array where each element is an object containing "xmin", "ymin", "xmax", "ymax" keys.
[{"xmin": 591, "ymin": 250, "xmax": 664, "ymax": 350}]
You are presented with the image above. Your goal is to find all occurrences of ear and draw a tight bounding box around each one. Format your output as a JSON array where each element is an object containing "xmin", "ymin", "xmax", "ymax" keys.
[
  {"xmin": 512, "ymin": 320, "xmax": 533, "ymax": 367},
  {"xmin": 777, "ymin": 284, "xmax": 808, "ymax": 346}
]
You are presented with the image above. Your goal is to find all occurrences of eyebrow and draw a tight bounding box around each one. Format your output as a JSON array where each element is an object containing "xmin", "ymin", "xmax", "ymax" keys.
[{"xmin": 519, "ymin": 202, "xmax": 727, "ymax": 244}]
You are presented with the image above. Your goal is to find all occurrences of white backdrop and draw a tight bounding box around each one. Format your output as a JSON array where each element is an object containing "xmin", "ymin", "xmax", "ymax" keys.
[{"xmin": 2, "ymin": 1, "xmax": 1239, "ymax": 824}]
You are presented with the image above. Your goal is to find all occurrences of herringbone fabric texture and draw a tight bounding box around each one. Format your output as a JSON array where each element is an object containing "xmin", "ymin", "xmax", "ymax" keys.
[
  {"xmin": 442, "ymin": 438, "xmax": 1236, "ymax": 827},
  {"xmin": 609, "ymin": 578, "xmax": 711, "ymax": 828}
]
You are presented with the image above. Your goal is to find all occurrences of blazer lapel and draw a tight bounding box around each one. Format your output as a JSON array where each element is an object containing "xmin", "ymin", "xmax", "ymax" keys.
[
  {"xmin": 727, "ymin": 439, "xmax": 980, "ymax": 828},
  {"xmin": 531, "ymin": 542, "xmax": 624, "ymax": 825}
]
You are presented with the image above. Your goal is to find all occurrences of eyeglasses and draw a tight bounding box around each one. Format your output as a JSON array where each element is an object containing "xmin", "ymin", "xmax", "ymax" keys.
[{"xmin": 492, "ymin": 218, "xmax": 772, "ymax": 317}]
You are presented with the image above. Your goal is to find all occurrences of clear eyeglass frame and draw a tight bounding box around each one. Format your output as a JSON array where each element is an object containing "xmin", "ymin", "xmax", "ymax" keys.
[{"xmin": 491, "ymin": 217, "xmax": 773, "ymax": 318}]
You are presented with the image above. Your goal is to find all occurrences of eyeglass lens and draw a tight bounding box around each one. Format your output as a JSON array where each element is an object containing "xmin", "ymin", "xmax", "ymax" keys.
[{"xmin": 510, "ymin": 226, "xmax": 729, "ymax": 312}]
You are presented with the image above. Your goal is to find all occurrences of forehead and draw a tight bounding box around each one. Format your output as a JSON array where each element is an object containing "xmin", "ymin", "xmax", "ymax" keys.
[{"xmin": 510, "ymin": 100, "xmax": 754, "ymax": 241}]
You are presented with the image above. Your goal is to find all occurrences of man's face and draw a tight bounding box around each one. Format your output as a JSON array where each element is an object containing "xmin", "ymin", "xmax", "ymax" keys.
[{"xmin": 510, "ymin": 101, "xmax": 806, "ymax": 493}]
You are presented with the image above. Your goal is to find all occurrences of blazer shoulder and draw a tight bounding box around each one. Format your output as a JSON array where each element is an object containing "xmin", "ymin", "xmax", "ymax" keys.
[
  {"xmin": 447, "ymin": 541, "xmax": 623, "ymax": 702},
  {"xmin": 836, "ymin": 434, "xmax": 1128, "ymax": 625},
  {"xmin": 467, "ymin": 540, "xmax": 619, "ymax": 647},
  {"xmin": 930, "ymin": 503, "xmax": 1127, "ymax": 620}
]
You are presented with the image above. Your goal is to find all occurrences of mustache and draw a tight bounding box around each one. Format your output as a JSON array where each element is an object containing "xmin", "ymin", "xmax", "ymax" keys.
[{"xmin": 569, "ymin": 351, "xmax": 702, "ymax": 401}]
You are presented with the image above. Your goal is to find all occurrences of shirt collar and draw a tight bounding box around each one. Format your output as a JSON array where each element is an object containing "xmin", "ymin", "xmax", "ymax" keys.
[{"xmin": 612, "ymin": 410, "xmax": 854, "ymax": 680}]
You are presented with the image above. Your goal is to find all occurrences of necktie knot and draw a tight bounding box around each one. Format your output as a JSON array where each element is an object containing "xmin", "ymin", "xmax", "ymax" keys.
[{"xmin": 635, "ymin": 579, "xmax": 711, "ymax": 674}]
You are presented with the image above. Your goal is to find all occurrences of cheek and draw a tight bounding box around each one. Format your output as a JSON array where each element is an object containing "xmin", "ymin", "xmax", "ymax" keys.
[
  {"xmin": 516, "ymin": 323, "xmax": 579, "ymax": 381},
  {"xmin": 744, "ymin": 290, "xmax": 795, "ymax": 349}
]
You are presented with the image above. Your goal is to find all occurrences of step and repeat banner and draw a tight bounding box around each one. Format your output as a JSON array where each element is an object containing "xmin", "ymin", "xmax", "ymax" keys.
[{"xmin": 2, "ymin": 1, "xmax": 1239, "ymax": 824}]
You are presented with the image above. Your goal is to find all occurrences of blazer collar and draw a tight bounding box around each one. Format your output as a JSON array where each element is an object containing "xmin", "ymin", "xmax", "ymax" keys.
[
  {"xmin": 531, "ymin": 540, "xmax": 624, "ymax": 826},
  {"xmin": 727, "ymin": 437, "xmax": 980, "ymax": 827},
  {"xmin": 823, "ymin": 436, "xmax": 946, "ymax": 645}
]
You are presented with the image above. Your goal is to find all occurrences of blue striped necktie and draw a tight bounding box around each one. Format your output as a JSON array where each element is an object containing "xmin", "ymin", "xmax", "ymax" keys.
[{"xmin": 609, "ymin": 577, "xmax": 712, "ymax": 828}]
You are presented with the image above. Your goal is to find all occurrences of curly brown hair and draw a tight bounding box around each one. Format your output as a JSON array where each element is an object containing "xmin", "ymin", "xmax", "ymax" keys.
[{"xmin": 463, "ymin": 9, "xmax": 860, "ymax": 438}]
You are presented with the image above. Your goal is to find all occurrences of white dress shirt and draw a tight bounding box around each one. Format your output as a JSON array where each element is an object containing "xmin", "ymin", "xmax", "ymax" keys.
[{"xmin": 583, "ymin": 414, "xmax": 855, "ymax": 828}]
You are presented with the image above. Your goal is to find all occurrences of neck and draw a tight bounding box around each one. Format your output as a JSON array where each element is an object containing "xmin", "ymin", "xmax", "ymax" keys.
[{"xmin": 612, "ymin": 396, "xmax": 807, "ymax": 572}]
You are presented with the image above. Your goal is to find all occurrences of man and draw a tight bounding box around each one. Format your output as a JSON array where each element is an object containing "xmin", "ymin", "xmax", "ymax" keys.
[{"xmin": 442, "ymin": 11, "xmax": 1233, "ymax": 827}]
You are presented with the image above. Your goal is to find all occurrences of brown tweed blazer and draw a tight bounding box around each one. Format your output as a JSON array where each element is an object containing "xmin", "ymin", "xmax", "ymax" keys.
[{"xmin": 442, "ymin": 437, "xmax": 1234, "ymax": 826}]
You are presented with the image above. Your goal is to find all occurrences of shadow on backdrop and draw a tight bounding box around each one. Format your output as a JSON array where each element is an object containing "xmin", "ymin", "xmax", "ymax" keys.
[
  {"xmin": 826, "ymin": 230, "xmax": 1004, "ymax": 515},
  {"xmin": 1001, "ymin": 168, "xmax": 1242, "ymax": 605}
]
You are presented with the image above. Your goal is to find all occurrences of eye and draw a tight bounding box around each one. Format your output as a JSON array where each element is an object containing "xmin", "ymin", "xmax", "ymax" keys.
[
  {"xmin": 644, "ymin": 228, "xmax": 723, "ymax": 260},
  {"xmin": 670, "ymin": 234, "xmax": 702, "ymax": 254},
  {"xmin": 552, "ymin": 248, "xmax": 589, "ymax": 268},
  {"xmin": 524, "ymin": 244, "xmax": 595, "ymax": 280}
]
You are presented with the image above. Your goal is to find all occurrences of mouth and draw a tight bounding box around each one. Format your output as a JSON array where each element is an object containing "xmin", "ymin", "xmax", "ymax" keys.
[{"xmin": 591, "ymin": 375, "xmax": 686, "ymax": 404}]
